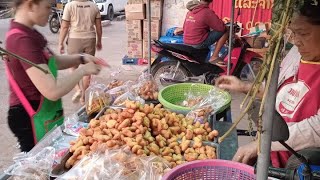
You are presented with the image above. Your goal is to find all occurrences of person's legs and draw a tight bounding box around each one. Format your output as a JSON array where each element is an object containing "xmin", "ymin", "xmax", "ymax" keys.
[
  {"xmin": 67, "ymin": 38, "xmax": 84, "ymax": 103},
  {"xmin": 80, "ymin": 38, "xmax": 96, "ymax": 105},
  {"xmin": 7, "ymin": 101, "xmax": 40, "ymax": 152},
  {"xmin": 192, "ymin": 30, "xmax": 228, "ymax": 67},
  {"xmin": 210, "ymin": 31, "xmax": 229, "ymax": 61}
]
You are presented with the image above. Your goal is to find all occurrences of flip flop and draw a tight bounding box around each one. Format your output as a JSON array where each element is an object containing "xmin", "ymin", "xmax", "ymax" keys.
[{"xmin": 209, "ymin": 57, "xmax": 228, "ymax": 68}]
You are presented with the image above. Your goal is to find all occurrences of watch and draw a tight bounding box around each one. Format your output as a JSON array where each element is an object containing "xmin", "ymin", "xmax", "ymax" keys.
[{"xmin": 79, "ymin": 54, "xmax": 85, "ymax": 64}]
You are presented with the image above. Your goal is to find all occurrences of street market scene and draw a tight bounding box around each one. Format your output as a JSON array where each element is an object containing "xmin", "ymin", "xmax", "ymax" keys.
[{"xmin": 0, "ymin": 0, "xmax": 319, "ymax": 179}]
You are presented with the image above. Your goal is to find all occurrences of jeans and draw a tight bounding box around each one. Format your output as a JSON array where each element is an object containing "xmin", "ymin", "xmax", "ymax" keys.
[{"xmin": 191, "ymin": 31, "xmax": 224, "ymax": 49}]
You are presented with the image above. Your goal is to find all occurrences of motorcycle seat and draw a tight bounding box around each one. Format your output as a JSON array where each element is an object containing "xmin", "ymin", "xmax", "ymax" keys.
[{"xmin": 156, "ymin": 40, "xmax": 209, "ymax": 63}]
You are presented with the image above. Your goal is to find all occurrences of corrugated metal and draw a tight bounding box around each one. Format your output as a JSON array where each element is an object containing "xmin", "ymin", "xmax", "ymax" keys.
[{"xmin": 210, "ymin": 0, "xmax": 272, "ymax": 35}]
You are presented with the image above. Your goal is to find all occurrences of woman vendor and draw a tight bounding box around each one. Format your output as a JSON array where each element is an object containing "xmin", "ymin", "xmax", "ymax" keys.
[
  {"xmin": 5, "ymin": 0, "xmax": 105, "ymax": 152},
  {"xmin": 215, "ymin": 0, "xmax": 320, "ymax": 168}
]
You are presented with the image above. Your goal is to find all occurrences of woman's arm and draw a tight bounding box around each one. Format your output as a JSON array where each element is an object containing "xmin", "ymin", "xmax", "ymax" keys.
[
  {"xmin": 26, "ymin": 62, "xmax": 101, "ymax": 101},
  {"xmin": 55, "ymin": 54, "xmax": 82, "ymax": 70},
  {"xmin": 271, "ymin": 110, "xmax": 320, "ymax": 151}
]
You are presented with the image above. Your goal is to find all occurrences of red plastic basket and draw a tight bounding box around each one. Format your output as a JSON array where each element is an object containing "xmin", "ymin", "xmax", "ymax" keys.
[{"xmin": 162, "ymin": 159, "xmax": 256, "ymax": 180}]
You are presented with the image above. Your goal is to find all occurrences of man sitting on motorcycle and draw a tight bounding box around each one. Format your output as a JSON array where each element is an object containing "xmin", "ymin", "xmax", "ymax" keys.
[{"xmin": 175, "ymin": 0, "xmax": 229, "ymax": 67}]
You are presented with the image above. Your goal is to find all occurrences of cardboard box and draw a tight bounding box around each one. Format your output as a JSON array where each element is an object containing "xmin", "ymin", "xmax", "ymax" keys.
[
  {"xmin": 143, "ymin": 40, "xmax": 157, "ymax": 59},
  {"xmin": 127, "ymin": 40, "xmax": 143, "ymax": 58},
  {"xmin": 126, "ymin": 20, "xmax": 142, "ymax": 40},
  {"xmin": 143, "ymin": 0, "xmax": 163, "ymax": 19},
  {"xmin": 143, "ymin": 20, "xmax": 161, "ymax": 40},
  {"xmin": 125, "ymin": 4, "xmax": 146, "ymax": 20}
]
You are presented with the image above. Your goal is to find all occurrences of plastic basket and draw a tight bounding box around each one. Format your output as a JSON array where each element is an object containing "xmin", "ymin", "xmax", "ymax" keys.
[
  {"xmin": 158, "ymin": 83, "xmax": 231, "ymax": 115},
  {"xmin": 162, "ymin": 159, "xmax": 256, "ymax": 180}
]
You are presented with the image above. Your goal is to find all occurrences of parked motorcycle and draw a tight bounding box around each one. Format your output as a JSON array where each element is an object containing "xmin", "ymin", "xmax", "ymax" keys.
[
  {"xmin": 49, "ymin": 7, "xmax": 63, "ymax": 34},
  {"xmin": 151, "ymin": 24, "xmax": 263, "ymax": 86}
]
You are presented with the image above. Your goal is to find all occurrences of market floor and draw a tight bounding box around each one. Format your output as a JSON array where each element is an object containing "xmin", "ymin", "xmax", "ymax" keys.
[{"xmin": 0, "ymin": 19, "xmax": 252, "ymax": 172}]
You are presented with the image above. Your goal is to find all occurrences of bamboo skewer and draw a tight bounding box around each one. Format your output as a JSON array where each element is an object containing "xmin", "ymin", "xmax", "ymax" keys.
[{"xmin": 0, "ymin": 46, "xmax": 49, "ymax": 74}]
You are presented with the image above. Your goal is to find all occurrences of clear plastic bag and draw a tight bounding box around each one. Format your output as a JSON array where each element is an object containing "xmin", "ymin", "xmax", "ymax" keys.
[
  {"xmin": 58, "ymin": 146, "xmax": 170, "ymax": 180},
  {"xmin": 181, "ymin": 84, "xmax": 208, "ymax": 108},
  {"xmin": 63, "ymin": 114, "xmax": 88, "ymax": 137},
  {"xmin": 85, "ymin": 83, "xmax": 112, "ymax": 115},
  {"xmin": 6, "ymin": 147, "xmax": 55, "ymax": 180},
  {"xmin": 136, "ymin": 73, "xmax": 159, "ymax": 101},
  {"xmin": 106, "ymin": 68, "xmax": 125, "ymax": 90},
  {"xmin": 186, "ymin": 88, "xmax": 229, "ymax": 124}
]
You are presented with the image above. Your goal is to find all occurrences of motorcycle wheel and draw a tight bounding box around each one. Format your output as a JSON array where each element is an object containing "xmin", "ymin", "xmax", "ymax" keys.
[
  {"xmin": 49, "ymin": 15, "xmax": 60, "ymax": 34},
  {"xmin": 239, "ymin": 58, "xmax": 263, "ymax": 83},
  {"xmin": 151, "ymin": 60, "xmax": 190, "ymax": 88}
]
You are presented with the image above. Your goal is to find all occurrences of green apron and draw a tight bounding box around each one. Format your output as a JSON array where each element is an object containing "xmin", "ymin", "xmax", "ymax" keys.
[{"xmin": 31, "ymin": 57, "xmax": 64, "ymax": 142}]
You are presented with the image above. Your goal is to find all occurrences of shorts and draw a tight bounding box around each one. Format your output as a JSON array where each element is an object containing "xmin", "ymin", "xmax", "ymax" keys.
[
  {"xmin": 192, "ymin": 31, "xmax": 224, "ymax": 49},
  {"xmin": 67, "ymin": 38, "xmax": 96, "ymax": 56},
  {"xmin": 8, "ymin": 101, "xmax": 40, "ymax": 152}
]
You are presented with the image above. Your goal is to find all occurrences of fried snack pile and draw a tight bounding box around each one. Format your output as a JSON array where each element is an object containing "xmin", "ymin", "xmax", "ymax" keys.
[{"xmin": 66, "ymin": 101, "xmax": 219, "ymax": 169}]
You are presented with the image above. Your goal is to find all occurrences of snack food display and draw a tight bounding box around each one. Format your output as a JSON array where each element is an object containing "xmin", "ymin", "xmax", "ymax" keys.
[
  {"xmin": 66, "ymin": 101, "xmax": 219, "ymax": 169},
  {"xmin": 137, "ymin": 73, "xmax": 159, "ymax": 101}
]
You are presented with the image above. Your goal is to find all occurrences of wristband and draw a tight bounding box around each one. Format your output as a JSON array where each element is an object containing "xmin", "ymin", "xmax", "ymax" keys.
[{"xmin": 79, "ymin": 54, "xmax": 85, "ymax": 64}]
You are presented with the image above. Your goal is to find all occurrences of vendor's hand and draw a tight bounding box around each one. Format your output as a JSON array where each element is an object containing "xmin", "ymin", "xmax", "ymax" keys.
[
  {"xmin": 82, "ymin": 54, "xmax": 110, "ymax": 67},
  {"xmin": 80, "ymin": 62, "xmax": 102, "ymax": 76},
  {"xmin": 232, "ymin": 141, "xmax": 258, "ymax": 165},
  {"xmin": 59, "ymin": 44, "xmax": 65, "ymax": 54},
  {"xmin": 215, "ymin": 75, "xmax": 248, "ymax": 93}
]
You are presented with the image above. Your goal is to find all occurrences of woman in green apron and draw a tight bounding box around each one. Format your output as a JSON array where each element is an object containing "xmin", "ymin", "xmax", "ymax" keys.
[{"xmin": 5, "ymin": 0, "xmax": 105, "ymax": 152}]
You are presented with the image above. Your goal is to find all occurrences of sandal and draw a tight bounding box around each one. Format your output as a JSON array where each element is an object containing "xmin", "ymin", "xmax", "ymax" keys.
[
  {"xmin": 209, "ymin": 57, "xmax": 228, "ymax": 68},
  {"xmin": 72, "ymin": 90, "xmax": 81, "ymax": 103}
]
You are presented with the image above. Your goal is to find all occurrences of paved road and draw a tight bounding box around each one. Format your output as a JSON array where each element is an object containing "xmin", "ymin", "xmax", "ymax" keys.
[{"xmin": 0, "ymin": 19, "xmax": 252, "ymax": 173}]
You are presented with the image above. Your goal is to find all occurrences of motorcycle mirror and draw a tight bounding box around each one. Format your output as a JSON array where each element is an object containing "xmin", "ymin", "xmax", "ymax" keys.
[{"xmin": 271, "ymin": 111, "xmax": 289, "ymax": 142}]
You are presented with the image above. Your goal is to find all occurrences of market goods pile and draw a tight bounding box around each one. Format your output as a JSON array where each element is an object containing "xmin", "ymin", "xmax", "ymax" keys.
[{"xmin": 66, "ymin": 101, "xmax": 219, "ymax": 169}]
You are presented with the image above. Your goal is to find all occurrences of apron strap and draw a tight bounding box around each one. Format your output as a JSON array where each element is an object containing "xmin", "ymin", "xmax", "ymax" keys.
[{"xmin": 5, "ymin": 29, "xmax": 36, "ymax": 116}]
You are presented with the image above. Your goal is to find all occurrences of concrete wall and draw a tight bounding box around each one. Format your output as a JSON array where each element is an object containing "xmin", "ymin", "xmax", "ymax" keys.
[{"xmin": 162, "ymin": 0, "xmax": 189, "ymax": 35}]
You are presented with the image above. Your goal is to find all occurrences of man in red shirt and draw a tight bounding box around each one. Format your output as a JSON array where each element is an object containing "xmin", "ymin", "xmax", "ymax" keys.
[{"xmin": 176, "ymin": 0, "xmax": 228, "ymax": 67}]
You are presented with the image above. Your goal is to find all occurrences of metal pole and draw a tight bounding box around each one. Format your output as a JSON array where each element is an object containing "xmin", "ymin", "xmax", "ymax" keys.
[
  {"xmin": 256, "ymin": 59, "xmax": 280, "ymax": 179},
  {"xmin": 227, "ymin": 0, "xmax": 235, "ymax": 75},
  {"xmin": 147, "ymin": 0, "xmax": 152, "ymax": 74}
]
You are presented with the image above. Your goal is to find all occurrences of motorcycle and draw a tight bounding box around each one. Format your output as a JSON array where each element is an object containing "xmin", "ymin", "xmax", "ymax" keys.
[
  {"xmin": 49, "ymin": 7, "xmax": 63, "ymax": 34},
  {"xmin": 151, "ymin": 24, "xmax": 264, "ymax": 86}
]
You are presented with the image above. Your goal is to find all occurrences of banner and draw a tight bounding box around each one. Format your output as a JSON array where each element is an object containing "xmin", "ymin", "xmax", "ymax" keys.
[{"xmin": 210, "ymin": 0, "xmax": 273, "ymax": 34}]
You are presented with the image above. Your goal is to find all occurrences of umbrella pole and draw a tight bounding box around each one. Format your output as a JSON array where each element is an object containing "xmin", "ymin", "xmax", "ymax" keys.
[
  {"xmin": 256, "ymin": 58, "xmax": 280, "ymax": 179},
  {"xmin": 227, "ymin": 0, "xmax": 235, "ymax": 75},
  {"xmin": 147, "ymin": 0, "xmax": 152, "ymax": 74}
]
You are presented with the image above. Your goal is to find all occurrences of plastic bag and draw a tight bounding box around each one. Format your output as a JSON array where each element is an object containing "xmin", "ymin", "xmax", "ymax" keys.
[
  {"xmin": 85, "ymin": 83, "xmax": 112, "ymax": 115},
  {"xmin": 58, "ymin": 146, "xmax": 170, "ymax": 180},
  {"xmin": 6, "ymin": 147, "xmax": 55, "ymax": 180},
  {"xmin": 136, "ymin": 73, "xmax": 159, "ymax": 101},
  {"xmin": 63, "ymin": 114, "xmax": 88, "ymax": 137},
  {"xmin": 181, "ymin": 84, "xmax": 208, "ymax": 108},
  {"xmin": 186, "ymin": 88, "xmax": 229, "ymax": 124},
  {"xmin": 106, "ymin": 68, "xmax": 125, "ymax": 90}
]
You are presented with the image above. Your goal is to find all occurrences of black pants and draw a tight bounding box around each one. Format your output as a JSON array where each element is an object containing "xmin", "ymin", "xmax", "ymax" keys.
[{"xmin": 7, "ymin": 101, "xmax": 40, "ymax": 152}]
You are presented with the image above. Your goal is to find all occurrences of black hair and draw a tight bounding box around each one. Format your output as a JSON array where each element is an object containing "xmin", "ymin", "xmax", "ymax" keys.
[{"xmin": 299, "ymin": 0, "xmax": 320, "ymax": 25}]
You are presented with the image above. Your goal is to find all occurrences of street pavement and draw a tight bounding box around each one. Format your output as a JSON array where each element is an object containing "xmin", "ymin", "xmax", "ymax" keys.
[{"xmin": 0, "ymin": 19, "xmax": 252, "ymax": 173}]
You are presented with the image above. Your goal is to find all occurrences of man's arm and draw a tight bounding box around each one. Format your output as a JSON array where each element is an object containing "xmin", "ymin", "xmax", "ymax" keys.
[
  {"xmin": 271, "ymin": 110, "xmax": 320, "ymax": 151},
  {"xmin": 95, "ymin": 18, "xmax": 102, "ymax": 50},
  {"xmin": 58, "ymin": 20, "xmax": 70, "ymax": 53},
  {"xmin": 59, "ymin": 4, "xmax": 71, "ymax": 54},
  {"xmin": 206, "ymin": 11, "xmax": 226, "ymax": 32}
]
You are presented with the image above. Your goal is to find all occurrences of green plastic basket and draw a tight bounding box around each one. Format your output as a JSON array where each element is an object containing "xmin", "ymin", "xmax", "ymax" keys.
[{"xmin": 158, "ymin": 83, "xmax": 231, "ymax": 115}]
